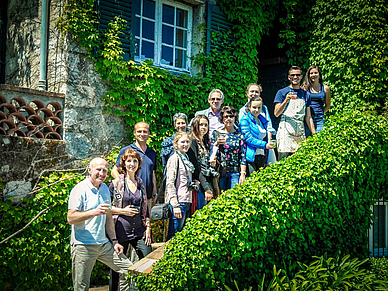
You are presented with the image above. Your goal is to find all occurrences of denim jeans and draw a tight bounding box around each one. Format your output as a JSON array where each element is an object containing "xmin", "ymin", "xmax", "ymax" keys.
[
  {"xmin": 196, "ymin": 188, "xmax": 207, "ymax": 210},
  {"xmin": 219, "ymin": 172, "xmax": 240, "ymax": 191},
  {"xmin": 306, "ymin": 115, "xmax": 325, "ymax": 136},
  {"xmin": 166, "ymin": 202, "xmax": 191, "ymax": 241}
]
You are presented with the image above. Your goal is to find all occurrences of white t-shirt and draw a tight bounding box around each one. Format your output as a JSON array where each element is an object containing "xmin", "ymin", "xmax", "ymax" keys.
[{"xmin": 68, "ymin": 178, "xmax": 111, "ymax": 245}]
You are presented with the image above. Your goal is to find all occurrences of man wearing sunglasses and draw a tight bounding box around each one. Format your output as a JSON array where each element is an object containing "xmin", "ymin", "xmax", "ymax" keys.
[
  {"xmin": 191, "ymin": 89, "xmax": 225, "ymax": 137},
  {"xmin": 274, "ymin": 66, "xmax": 316, "ymax": 161}
]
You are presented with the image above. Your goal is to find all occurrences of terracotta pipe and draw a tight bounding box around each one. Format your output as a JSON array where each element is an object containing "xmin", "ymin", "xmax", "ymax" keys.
[
  {"xmin": 29, "ymin": 99, "xmax": 45, "ymax": 111},
  {"xmin": 0, "ymin": 103, "xmax": 17, "ymax": 116},
  {"xmin": 27, "ymin": 130, "xmax": 44, "ymax": 139},
  {"xmin": 45, "ymin": 131, "xmax": 62, "ymax": 140},
  {"xmin": 10, "ymin": 97, "xmax": 26, "ymax": 109},
  {"xmin": 0, "ymin": 119, "xmax": 16, "ymax": 133},
  {"xmin": 8, "ymin": 128, "xmax": 26, "ymax": 137},
  {"xmin": 0, "ymin": 94, "xmax": 7, "ymax": 105},
  {"xmin": 18, "ymin": 105, "xmax": 36, "ymax": 117},
  {"xmin": 37, "ymin": 107, "xmax": 54, "ymax": 119}
]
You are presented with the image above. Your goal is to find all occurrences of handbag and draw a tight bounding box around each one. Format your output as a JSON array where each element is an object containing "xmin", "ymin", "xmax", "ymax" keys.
[{"xmin": 151, "ymin": 203, "xmax": 171, "ymax": 220}]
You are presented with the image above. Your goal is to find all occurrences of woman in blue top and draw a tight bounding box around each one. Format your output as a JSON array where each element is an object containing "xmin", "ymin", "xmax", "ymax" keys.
[
  {"xmin": 303, "ymin": 65, "xmax": 331, "ymax": 135},
  {"xmin": 210, "ymin": 106, "xmax": 247, "ymax": 191},
  {"xmin": 240, "ymin": 96, "xmax": 276, "ymax": 176}
]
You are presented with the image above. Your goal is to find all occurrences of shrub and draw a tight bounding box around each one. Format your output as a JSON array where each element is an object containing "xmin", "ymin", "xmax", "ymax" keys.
[
  {"xmin": 135, "ymin": 111, "xmax": 388, "ymax": 290},
  {"xmin": 369, "ymin": 257, "xmax": 388, "ymax": 281}
]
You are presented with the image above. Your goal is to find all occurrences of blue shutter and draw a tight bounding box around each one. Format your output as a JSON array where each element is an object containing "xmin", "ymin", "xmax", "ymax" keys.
[
  {"xmin": 97, "ymin": 0, "xmax": 133, "ymax": 61},
  {"xmin": 206, "ymin": 4, "xmax": 234, "ymax": 55}
]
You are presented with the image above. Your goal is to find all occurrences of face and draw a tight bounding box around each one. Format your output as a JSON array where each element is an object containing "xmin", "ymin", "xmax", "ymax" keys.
[
  {"xmin": 249, "ymin": 100, "xmax": 263, "ymax": 117},
  {"xmin": 223, "ymin": 112, "xmax": 235, "ymax": 128},
  {"xmin": 174, "ymin": 118, "xmax": 187, "ymax": 132},
  {"xmin": 198, "ymin": 118, "xmax": 209, "ymax": 136},
  {"xmin": 88, "ymin": 159, "xmax": 108, "ymax": 187},
  {"xmin": 247, "ymin": 85, "xmax": 261, "ymax": 99},
  {"xmin": 309, "ymin": 68, "xmax": 319, "ymax": 83},
  {"xmin": 175, "ymin": 135, "xmax": 190, "ymax": 153},
  {"xmin": 124, "ymin": 156, "xmax": 139, "ymax": 174},
  {"xmin": 134, "ymin": 123, "xmax": 150, "ymax": 143},
  {"xmin": 208, "ymin": 91, "xmax": 224, "ymax": 112},
  {"xmin": 288, "ymin": 69, "xmax": 302, "ymax": 86}
]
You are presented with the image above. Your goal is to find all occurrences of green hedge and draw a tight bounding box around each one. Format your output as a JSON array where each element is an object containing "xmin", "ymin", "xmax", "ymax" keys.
[{"xmin": 135, "ymin": 111, "xmax": 388, "ymax": 290}]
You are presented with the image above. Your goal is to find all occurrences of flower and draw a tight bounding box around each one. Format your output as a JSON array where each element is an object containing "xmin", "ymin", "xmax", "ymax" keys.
[{"xmin": 223, "ymin": 144, "xmax": 230, "ymax": 149}]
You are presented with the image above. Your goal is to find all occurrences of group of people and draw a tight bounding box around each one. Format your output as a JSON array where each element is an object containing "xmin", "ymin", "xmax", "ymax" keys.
[{"xmin": 67, "ymin": 65, "xmax": 331, "ymax": 290}]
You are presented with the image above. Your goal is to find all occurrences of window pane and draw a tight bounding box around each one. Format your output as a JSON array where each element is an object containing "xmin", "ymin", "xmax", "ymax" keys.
[
  {"xmin": 142, "ymin": 19, "xmax": 155, "ymax": 40},
  {"xmin": 134, "ymin": 39, "xmax": 140, "ymax": 57},
  {"xmin": 161, "ymin": 46, "xmax": 173, "ymax": 66},
  {"xmin": 176, "ymin": 8, "xmax": 188, "ymax": 28},
  {"xmin": 142, "ymin": 40, "xmax": 154, "ymax": 59},
  {"xmin": 134, "ymin": 17, "xmax": 140, "ymax": 37},
  {"xmin": 175, "ymin": 49, "xmax": 186, "ymax": 69},
  {"xmin": 373, "ymin": 205, "xmax": 386, "ymax": 248},
  {"xmin": 133, "ymin": 0, "xmax": 141, "ymax": 15},
  {"xmin": 162, "ymin": 25, "xmax": 174, "ymax": 45},
  {"xmin": 143, "ymin": 0, "xmax": 155, "ymax": 19},
  {"xmin": 176, "ymin": 29, "xmax": 187, "ymax": 48},
  {"xmin": 162, "ymin": 4, "xmax": 174, "ymax": 25}
]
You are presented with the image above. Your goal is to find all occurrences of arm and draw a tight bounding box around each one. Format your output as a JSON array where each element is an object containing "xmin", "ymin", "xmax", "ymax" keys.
[
  {"xmin": 323, "ymin": 85, "xmax": 331, "ymax": 114},
  {"xmin": 262, "ymin": 105, "xmax": 276, "ymax": 135},
  {"xmin": 239, "ymin": 117, "xmax": 268, "ymax": 149},
  {"xmin": 305, "ymin": 107, "xmax": 316, "ymax": 134},
  {"xmin": 274, "ymin": 93, "xmax": 293, "ymax": 117},
  {"xmin": 152, "ymin": 170, "xmax": 157, "ymax": 197},
  {"xmin": 67, "ymin": 206, "xmax": 108, "ymax": 225},
  {"xmin": 105, "ymin": 211, "xmax": 124, "ymax": 255},
  {"xmin": 239, "ymin": 135, "xmax": 247, "ymax": 184},
  {"xmin": 111, "ymin": 165, "xmax": 120, "ymax": 179}
]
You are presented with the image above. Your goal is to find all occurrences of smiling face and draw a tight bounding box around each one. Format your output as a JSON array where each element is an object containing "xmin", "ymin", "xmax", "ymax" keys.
[
  {"xmin": 175, "ymin": 135, "xmax": 190, "ymax": 153},
  {"xmin": 134, "ymin": 122, "xmax": 150, "ymax": 143},
  {"xmin": 88, "ymin": 158, "xmax": 108, "ymax": 188},
  {"xmin": 309, "ymin": 68, "xmax": 320, "ymax": 83},
  {"xmin": 249, "ymin": 100, "xmax": 263, "ymax": 118},
  {"xmin": 208, "ymin": 91, "xmax": 224, "ymax": 113},
  {"xmin": 174, "ymin": 118, "xmax": 187, "ymax": 132},
  {"xmin": 288, "ymin": 69, "xmax": 302, "ymax": 86},
  {"xmin": 199, "ymin": 118, "xmax": 209, "ymax": 137},
  {"xmin": 247, "ymin": 85, "xmax": 261, "ymax": 100},
  {"xmin": 222, "ymin": 113, "xmax": 235, "ymax": 128},
  {"xmin": 124, "ymin": 156, "xmax": 139, "ymax": 175}
]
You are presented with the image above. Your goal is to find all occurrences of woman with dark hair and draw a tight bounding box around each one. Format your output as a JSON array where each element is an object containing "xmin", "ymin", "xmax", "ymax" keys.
[
  {"xmin": 165, "ymin": 132, "xmax": 199, "ymax": 240},
  {"xmin": 240, "ymin": 96, "xmax": 276, "ymax": 176},
  {"xmin": 109, "ymin": 149, "xmax": 151, "ymax": 290},
  {"xmin": 303, "ymin": 65, "xmax": 331, "ymax": 135},
  {"xmin": 210, "ymin": 106, "xmax": 247, "ymax": 191},
  {"xmin": 188, "ymin": 115, "xmax": 214, "ymax": 210}
]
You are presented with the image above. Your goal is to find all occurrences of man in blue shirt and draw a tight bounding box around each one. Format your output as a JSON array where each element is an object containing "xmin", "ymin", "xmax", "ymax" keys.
[
  {"xmin": 274, "ymin": 66, "xmax": 316, "ymax": 161},
  {"xmin": 68, "ymin": 158, "xmax": 131, "ymax": 291},
  {"xmin": 112, "ymin": 122, "xmax": 157, "ymax": 214}
]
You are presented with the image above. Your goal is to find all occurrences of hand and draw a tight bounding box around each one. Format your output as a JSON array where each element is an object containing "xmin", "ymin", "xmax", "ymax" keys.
[
  {"xmin": 286, "ymin": 92, "xmax": 295, "ymax": 101},
  {"xmin": 209, "ymin": 159, "xmax": 217, "ymax": 167},
  {"xmin": 123, "ymin": 205, "xmax": 139, "ymax": 216},
  {"xmin": 113, "ymin": 241, "xmax": 124, "ymax": 255},
  {"xmin": 94, "ymin": 204, "xmax": 110, "ymax": 216},
  {"xmin": 194, "ymin": 180, "xmax": 200, "ymax": 187},
  {"xmin": 205, "ymin": 190, "xmax": 213, "ymax": 201},
  {"xmin": 173, "ymin": 207, "xmax": 182, "ymax": 219},
  {"xmin": 239, "ymin": 173, "xmax": 246, "ymax": 185},
  {"xmin": 266, "ymin": 141, "xmax": 276, "ymax": 149},
  {"xmin": 144, "ymin": 227, "xmax": 152, "ymax": 246}
]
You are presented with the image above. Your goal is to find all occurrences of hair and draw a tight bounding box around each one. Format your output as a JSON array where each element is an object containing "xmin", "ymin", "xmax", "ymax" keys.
[
  {"xmin": 134, "ymin": 121, "xmax": 149, "ymax": 132},
  {"xmin": 246, "ymin": 83, "xmax": 263, "ymax": 95},
  {"xmin": 190, "ymin": 115, "xmax": 210, "ymax": 150},
  {"xmin": 208, "ymin": 89, "xmax": 224, "ymax": 100},
  {"xmin": 118, "ymin": 149, "xmax": 143, "ymax": 177},
  {"xmin": 173, "ymin": 131, "xmax": 191, "ymax": 150},
  {"xmin": 303, "ymin": 65, "xmax": 323, "ymax": 90},
  {"xmin": 288, "ymin": 66, "xmax": 302, "ymax": 75},
  {"xmin": 246, "ymin": 96, "xmax": 263, "ymax": 113},
  {"xmin": 218, "ymin": 106, "xmax": 237, "ymax": 124},
  {"xmin": 173, "ymin": 113, "xmax": 188, "ymax": 126}
]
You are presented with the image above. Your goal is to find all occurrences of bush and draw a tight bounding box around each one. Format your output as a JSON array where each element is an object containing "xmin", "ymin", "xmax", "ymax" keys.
[
  {"xmin": 135, "ymin": 112, "xmax": 388, "ymax": 290},
  {"xmin": 369, "ymin": 257, "xmax": 388, "ymax": 281}
]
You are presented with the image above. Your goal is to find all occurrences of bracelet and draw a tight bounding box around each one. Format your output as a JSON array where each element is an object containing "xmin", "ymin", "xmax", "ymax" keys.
[
  {"xmin": 240, "ymin": 171, "xmax": 246, "ymax": 174},
  {"xmin": 112, "ymin": 238, "xmax": 118, "ymax": 242}
]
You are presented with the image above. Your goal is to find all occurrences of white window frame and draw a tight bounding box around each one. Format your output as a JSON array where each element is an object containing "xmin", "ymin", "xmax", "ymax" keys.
[
  {"xmin": 134, "ymin": 0, "xmax": 192, "ymax": 73},
  {"xmin": 368, "ymin": 201, "xmax": 388, "ymax": 257}
]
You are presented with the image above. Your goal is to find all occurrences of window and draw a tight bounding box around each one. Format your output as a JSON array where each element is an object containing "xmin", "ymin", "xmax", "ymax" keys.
[
  {"xmin": 368, "ymin": 201, "xmax": 388, "ymax": 257},
  {"xmin": 133, "ymin": 0, "xmax": 192, "ymax": 72}
]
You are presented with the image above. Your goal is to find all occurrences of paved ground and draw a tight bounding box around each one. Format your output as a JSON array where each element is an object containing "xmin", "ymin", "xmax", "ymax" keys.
[{"xmin": 90, "ymin": 286, "xmax": 108, "ymax": 291}]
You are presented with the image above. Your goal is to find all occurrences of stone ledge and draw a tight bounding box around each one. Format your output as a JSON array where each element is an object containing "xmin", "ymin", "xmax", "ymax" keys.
[{"xmin": 0, "ymin": 84, "xmax": 65, "ymax": 99}]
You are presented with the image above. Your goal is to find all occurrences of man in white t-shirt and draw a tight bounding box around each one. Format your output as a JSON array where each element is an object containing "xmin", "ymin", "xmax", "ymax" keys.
[{"xmin": 67, "ymin": 158, "xmax": 131, "ymax": 291}]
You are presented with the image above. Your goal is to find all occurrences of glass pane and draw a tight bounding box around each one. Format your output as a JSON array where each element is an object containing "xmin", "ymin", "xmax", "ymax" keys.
[
  {"xmin": 176, "ymin": 29, "xmax": 187, "ymax": 48},
  {"xmin": 133, "ymin": 17, "xmax": 140, "ymax": 37},
  {"xmin": 133, "ymin": 0, "xmax": 140, "ymax": 15},
  {"xmin": 373, "ymin": 205, "xmax": 386, "ymax": 248},
  {"xmin": 162, "ymin": 4, "xmax": 174, "ymax": 25},
  {"xmin": 142, "ymin": 19, "xmax": 155, "ymax": 40},
  {"xmin": 161, "ymin": 46, "xmax": 173, "ymax": 66},
  {"xmin": 175, "ymin": 49, "xmax": 186, "ymax": 69},
  {"xmin": 142, "ymin": 40, "xmax": 154, "ymax": 59},
  {"xmin": 162, "ymin": 25, "xmax": 174, "ymax": 45},
  {"xmin": 176, "ymin": 8, "xmax": 188, "ymax": 28},
  {"xmin": 134, "ymin": 39, "xmax": 140, "ymax": 57},
  {"xmin": 143, "ymin": 0, "xmax": 155, "ymax": 19}
]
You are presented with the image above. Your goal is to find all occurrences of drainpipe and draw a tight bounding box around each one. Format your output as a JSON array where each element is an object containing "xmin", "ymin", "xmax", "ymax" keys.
[{"xmin": 39, "ymin": 0, "xmax": 48, "ymax": 90}]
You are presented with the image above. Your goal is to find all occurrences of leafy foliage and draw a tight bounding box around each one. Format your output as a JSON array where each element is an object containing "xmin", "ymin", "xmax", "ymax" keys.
[{"xmin": 134, "ymin": 112, "xmax": 388, "ymax": 290}]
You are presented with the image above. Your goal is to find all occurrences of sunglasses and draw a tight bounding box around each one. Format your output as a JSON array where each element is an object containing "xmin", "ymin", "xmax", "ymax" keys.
[
  {"xmin": 210, "ymin": 98, "xmax": 222, "ymax": 101},
  {"xmin": 289, "ymin": 74, "xmax": 301, "ymax": 77},
  {"xmin": 223, "ymin": 115, "xmax": 234, "ymax": 119}
]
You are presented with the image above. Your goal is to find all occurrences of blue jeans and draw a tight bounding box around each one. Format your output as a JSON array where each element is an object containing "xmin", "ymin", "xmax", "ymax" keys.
[
  {"xmin": 166, "ymin": 202, "xmax": 191, "ymax": 241},
  {"xmin": 306, "ymin": 115, "xmax": 325, "ymax": 136},
  {"xmin": 196, "ymin": 188, "xmax": 207, "ymax": 210},
  {"xmin": 219, "ymin": 172, "xmax": 239, "ymax": 191}
]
